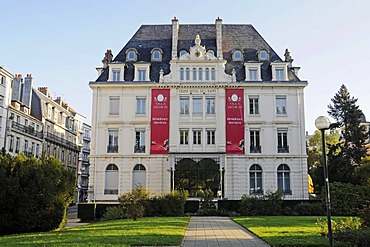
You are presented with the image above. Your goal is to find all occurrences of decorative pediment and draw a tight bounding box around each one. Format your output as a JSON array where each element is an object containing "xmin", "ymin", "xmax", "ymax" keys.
[{"xmin": 179, "ymin": 35, "xmax": 217, "ymax": 61}]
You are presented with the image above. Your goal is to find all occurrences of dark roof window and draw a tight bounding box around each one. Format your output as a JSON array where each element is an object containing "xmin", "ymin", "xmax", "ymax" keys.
[
  {"xmin": 179, "ymin": 50, "xmax": 187, "ymax": 57},
  {"xmin": 232, "ymin": 50, "xmax": 243, "ymax": 61},
  {"xmin": 126, "ymin": 49, "xmax": 137, "ymax": 61},
  {"xmin": 151, "ymin": 48, "xmax": 163, "ymax": 61},
  {"xmin": 258, "ymin": 49, "xmax": 269, "ymax": 61}
]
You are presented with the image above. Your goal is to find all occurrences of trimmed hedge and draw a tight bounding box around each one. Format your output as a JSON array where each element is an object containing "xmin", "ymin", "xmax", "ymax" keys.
[
  {"xmin": 218, "ymin": 200, "xmax": 240, "ymax": 213},
  {"xmin": 0, "ymin": 154, "xmax": 76, "ymax": 235},
  {"xmin": 78, "ymin": 203, "xmax": 96, "ymax": 221}
]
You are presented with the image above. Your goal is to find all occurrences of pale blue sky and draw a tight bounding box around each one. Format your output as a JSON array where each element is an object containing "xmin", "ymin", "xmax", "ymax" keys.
[{"xmin": 1, "ymin": 0, "xmax": 370, "ymax": 133}]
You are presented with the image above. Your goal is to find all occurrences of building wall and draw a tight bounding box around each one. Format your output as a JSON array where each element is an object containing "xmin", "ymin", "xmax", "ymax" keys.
[{"xmin": 89, "ymin": 19, "xmax": 309, "ymax": 201}]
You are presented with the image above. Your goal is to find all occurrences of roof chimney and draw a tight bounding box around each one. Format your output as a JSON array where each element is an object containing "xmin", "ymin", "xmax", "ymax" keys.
[
  {"xmin": 11, "ymin": 74, "xmax": 22, "ymax": 101},
  {"xmin": 215, "ymin": 17, "xmax": 223, "ymax": 59},
  {"xmin": 102, "ymin": 49, "xmax": 113, "ymax": 68},
  {"xmin": 21, "ymin": 74, "xmax": 33, "ymax": 107},
  {"xmin": 171, "ymin": 17, "xmax": 179, "ymax": 60},
  {"xmin": 38, "ymin": 87, "xmax": 51, "ymax": 98}
]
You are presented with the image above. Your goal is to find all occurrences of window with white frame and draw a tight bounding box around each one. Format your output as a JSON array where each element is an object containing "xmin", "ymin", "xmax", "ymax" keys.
[
  {"xmin": 134, "ymin": 63, "xmax": 150, "ymax": 81},
  {"xmin": 206, "ymin": 97, "xmax": 215, "ymax": 115},
  {"xmin": 249, "ymin": 97, "xmax": 259, "ymax": 115},
  {"xmin": 207, "ymin": 130, "xmax": 215, "ymax": 145},
  {"xmin": 138, "ymin": 69, "xmax": 146, "ymax": 81},
  {"xmin": 112, "ymin": 69, "xmax": 120, "ymax": 81},
  {"xmin": 192, "ymin": 68, "xmax": 197, "ymax": 80},
  {"xmin": 205, "ymin": 68, "xmax": 210, "ymax": 80},
  {"xmin": 250, "ymin": 130, "xmax": 261, "ymax": 153},
  {"xmin": 180, "ymin": 97, "xmax": 189, "ymax": 115},
  {"xmin": 9, "ymin": 136, "xmax": 14, "ymax": 152},
  {"xmin": 127, "ymin": 50, "xmax": 136, "ymax": 61},
  {"xmin": 151, "ymin": 49, "xmax": 162, "ymax": 61},
  {"xmin": 277, "ymin": 164, "xmax": 291, "ymax": 194},
  {"xmin": 271, "ymin": 62, "xmax": 288, "ymax": 81},
  {"xmin": 250, "ymin": 164, "xmax": 263, "ymax": 195},
  {"xmin": 180, "ymin": 129, "xmax": 189, "ymax": 145},
  {"xmin": 233, "ymin": 50, "xmax": 243, "ymax": 61},
  {"xmin": 136, "ymin": 97, "xmax": 146, "ymax": 114},
  {"xmin": 210, "ymin": 68, "xmax": 215, "ymax": 80},
  {"xmin": 134, "ymin": 130, "xmax": 146, "ymax": 153},
  {"xmin": 276, "ymin": 96, "xmax": 287, "ymax": 115},
  {"xmin": 107, "ymin": 129, "xmax": 119, "ymax": 153},
  {"xmin": 185, "ymin": 68, "xmax": 190, "ymax": 80},
  {"xmin": 244, "ymin": 63, "xmax": 262, "ymax": 81},
  {"xmin": 275, "ymin": 68, "xmax": 285, "ymax": 81},
  {"xmin": 258, "ymin": 50, "xmax": 269, "ymax": 61},
  {"xmin": 198, "ymin": 68, "xmax": 203, "ymax": 80},
  {"xmin": 105, "ymin": 164, "xmax": 119, "ymax": 194},
  {"xmin": 180, "ymin": 68, "xmax": 184, "ymax": 80},
  {"xmin": 192, "ymin": 97, "xmax": 202, "ymax": 115},
  {"xmin": 15, "ymin": 137, "xmax": 20, "ymax": 153},
  {"xmin": 193, "ymin": 130, "xmax": 202, "ymax": 145},
  {"xmin": 277, "ymin": 129, "xmax": 289, "ymax": 153},
  {"xmin": 109, "ymin": 96, "xmax": 119, "ymax": 115},
  {"xmin": 249, "ymin": 69, "xmax": 258, "ymax": 81}
]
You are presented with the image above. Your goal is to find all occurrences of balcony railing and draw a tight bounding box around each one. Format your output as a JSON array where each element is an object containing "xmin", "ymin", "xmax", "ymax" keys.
[
  {"xmin": 277, "ymin": 145, "xmax": 289, "ymax": 153},
  {"xmin": 250, "ymin": 145, "xmax": 261, "ymax": 153},
  {"xmin": 134, "ymin": 145, "xmax": 145, "ymax": 153},
  {"xmin": 11, "ymin": 122, "xmax": 43, "ymax": 139},
  {"xmin": 107, "ymin": 145, "xmax": 118, "ymax": 153},
  {"xmin": 81, "ymin": 157, "xmax": 90, "ymax": 165},
  {"xmin": 45, "ymin": 132, "xmax": 79, "ymax": 151},
  {"xmin": 83, "ymin": 135, "xmax": 91, "ymax": 141}
]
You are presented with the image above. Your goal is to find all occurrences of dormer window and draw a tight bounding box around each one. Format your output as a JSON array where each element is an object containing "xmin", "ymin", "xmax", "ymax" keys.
[
  {"xmin": 126, "ymin": 49, "xmax": 137, "ymax": 61},
  {"xmin": 179, "ymin": 50, "xmax": 187, "ymax": 57},
  {"xmin": 151, "ymin": 48, "xmax": 163, "ymax": 61},
  {"xmin": 244, "ymin": 62, "xmax": 262, "ymax": 81},
  {"xmin": 258, "ymin": 49, "xmax": 269, "ymax": 61},
  {"xmin": 271, "ymin": 62, "xmax": 289, "ymax": 81},
  {"xmin": 232, "ymin": 50, "xmax": 243, "ymax": 61},
  {"xmin": 134, "ymin": 62, "xmax": 150, "ymax": 81},
  {"xmin": 108, "ymin": 62, "xmax": 124, "ymax": 81}
]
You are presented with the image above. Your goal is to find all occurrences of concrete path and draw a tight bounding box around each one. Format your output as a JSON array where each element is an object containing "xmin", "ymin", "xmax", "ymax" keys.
[{"xmin": 182, "ymin": 217, "xmax": 270, "ymax": 247}]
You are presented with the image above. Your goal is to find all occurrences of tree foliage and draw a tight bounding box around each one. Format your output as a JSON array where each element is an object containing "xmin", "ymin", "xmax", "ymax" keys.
[
  {"xmin": 327, "ymin": 85, "xmax": 369, "ymax": 184},
  {"xmin": 0, "ymin": 153, "xmax": 76, "ymax": 235},
  {"xmin": 307, "ymin": 129, "xmax": 340, "ymax": 191}
]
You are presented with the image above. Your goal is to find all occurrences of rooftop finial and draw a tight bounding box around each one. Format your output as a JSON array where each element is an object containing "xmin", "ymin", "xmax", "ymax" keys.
[{"xmin": 195, "ymin": 34, "xmax": 201, "ymax": 46}]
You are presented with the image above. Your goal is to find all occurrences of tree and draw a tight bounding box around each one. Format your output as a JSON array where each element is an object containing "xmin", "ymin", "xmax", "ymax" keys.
[
  {"xmin": 327, "ymin": 85, "xmax": 369, "ymax": 183},
  {"xmin": 0, "ymin": 153, "xmax": 76, "ymax": 235},
  {"xmin": 307, "ymin": 129, "xmax": 340, "ymax": 191}
]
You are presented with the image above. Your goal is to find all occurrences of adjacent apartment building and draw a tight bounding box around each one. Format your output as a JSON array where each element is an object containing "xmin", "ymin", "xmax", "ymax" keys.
[
  {"xmin": 89, "ymin": 18, "xmax": 308, "ymax": 202},
  {"xmin": 3, "ymin": 73, "xmax": 87, "ymax": 177}
]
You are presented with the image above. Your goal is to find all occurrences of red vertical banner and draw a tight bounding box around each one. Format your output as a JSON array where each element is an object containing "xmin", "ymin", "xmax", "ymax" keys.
[
  {"xmin": 150, "ymin": 89, "xmax": 170, "ymax": 154},
  {"xmin": 225, "ymin": 88, "xmax": 245, "ymax": 154}
]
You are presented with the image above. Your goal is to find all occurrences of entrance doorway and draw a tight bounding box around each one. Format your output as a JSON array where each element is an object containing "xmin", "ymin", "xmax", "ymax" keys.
[{"xmin": 174, "ymin": 157, "xmax": 221, "ymax": 197}]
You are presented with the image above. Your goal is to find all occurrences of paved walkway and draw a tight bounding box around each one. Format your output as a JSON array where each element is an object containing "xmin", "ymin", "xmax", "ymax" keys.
[{"xmin": 182, "ymin": 217, "xmax": 270, "ymax": 247}]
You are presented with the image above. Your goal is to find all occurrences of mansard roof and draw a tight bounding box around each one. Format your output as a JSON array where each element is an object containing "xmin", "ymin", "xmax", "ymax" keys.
[{"xmin": 96, "ymin": 22, "xmax": 300, "ymax": 82}]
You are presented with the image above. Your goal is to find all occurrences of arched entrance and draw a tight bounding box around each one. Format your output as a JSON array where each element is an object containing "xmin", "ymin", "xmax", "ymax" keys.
[{"xmin": 174, "ymin": 157, "xmax": 221, "ymax": 197}]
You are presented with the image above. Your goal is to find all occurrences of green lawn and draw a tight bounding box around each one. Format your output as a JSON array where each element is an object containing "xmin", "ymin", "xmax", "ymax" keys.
[
  {"xmin": 0, "ymin": 217, "xmax": 190, "ymax": 246},
  {"xmin": 233, "ymin": 216, "xmax": 349, "ymax": 247}
]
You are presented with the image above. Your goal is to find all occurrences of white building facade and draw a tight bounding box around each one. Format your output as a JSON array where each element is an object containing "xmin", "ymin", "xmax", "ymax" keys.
[{"xmin": 89, "ymin": 18, "xmax": 308, "ymax": 202}]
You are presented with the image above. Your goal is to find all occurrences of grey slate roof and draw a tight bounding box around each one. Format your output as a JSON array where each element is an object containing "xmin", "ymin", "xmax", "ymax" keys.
[{"xmin": 96, "ymin": 23, "xmax": 300, "ymax": 82}]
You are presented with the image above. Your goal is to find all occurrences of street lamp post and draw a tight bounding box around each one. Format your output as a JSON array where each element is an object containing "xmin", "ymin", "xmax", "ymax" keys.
[{"xmin": 315, "ymin": 116, "xmax": 333, "ymax": 247}]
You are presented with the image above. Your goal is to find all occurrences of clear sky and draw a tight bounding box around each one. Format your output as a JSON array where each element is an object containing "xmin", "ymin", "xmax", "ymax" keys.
[{"xmin": 2, "ymin": 0, "xmax": 370, "ymax": 133}]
